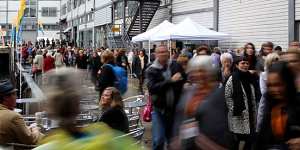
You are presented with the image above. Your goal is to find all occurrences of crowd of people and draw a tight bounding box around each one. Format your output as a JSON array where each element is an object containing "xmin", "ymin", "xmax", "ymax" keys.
[
  {"xmin": 145, "ymin": 42, "xmax": 300, "ymax": 150},
  {"xmin": 1, "ymin": 39, "xmax": 300, "ymax": 150}
]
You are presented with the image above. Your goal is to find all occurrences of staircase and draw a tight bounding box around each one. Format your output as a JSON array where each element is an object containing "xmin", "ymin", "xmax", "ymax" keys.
[
  {"xmin": 127, "ymin": 0, "xmax": 161, "ymax": 38},
  {"xmin": 106, "ymin": 24, "xmax": 124, "ymax": 49},
  {"xmin": 106, "ymin": 0, "xmax": 160, "ymax": 50}
]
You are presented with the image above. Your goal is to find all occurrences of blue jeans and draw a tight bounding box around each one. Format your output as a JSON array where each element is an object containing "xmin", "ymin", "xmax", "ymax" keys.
[{"xmin": 152, "ymin": 110, "xmax": 170, "ymax": 150}]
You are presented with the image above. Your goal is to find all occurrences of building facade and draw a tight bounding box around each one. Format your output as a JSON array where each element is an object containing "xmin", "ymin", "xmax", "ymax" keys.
[
  {"xmin": 0, "ymin": 0, "xmax": 60, "ymax": 44},
  {"xmin": 60, "ymin": 0, "xmax": 300, "ymax": 49},
  {"xmin": 150, "ymin": 0, "xmax": 300, "ymax": 50}
]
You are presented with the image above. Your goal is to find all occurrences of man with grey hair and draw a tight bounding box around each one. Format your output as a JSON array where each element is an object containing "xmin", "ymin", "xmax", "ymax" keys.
[{"xmin": 146, "ymin": 45, "xmax": 186, "ymax": 150}]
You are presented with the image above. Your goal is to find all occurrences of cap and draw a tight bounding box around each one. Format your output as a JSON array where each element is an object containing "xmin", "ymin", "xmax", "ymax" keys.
[{"xmin": 0, "ymin": 80, "xmax": 17, "ymax": 95}]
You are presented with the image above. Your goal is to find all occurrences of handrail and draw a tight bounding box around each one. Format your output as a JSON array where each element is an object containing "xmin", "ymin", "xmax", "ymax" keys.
[
  {"xmin": 122, "ymin": 95, "xmax": 144, "ymax": 102},
  {"xmin": 7, "ymin": 143, "xmax": 37, "ymax": 148},
  {"xmin": 106, "ymin": 24, "xmax": 118, "ymax": 49}
]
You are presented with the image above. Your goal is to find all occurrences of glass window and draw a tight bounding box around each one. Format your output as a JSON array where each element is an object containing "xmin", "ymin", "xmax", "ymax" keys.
[
  {"xmin": 24, "ymin": 7, "xmax": 36, "ymax": 17},
  {"xmin": 41, "ymin": 7, "xmax": 57, "ymax": 17},
  {"xmin": 67, "ymin": 0, "xmax": 71, "ymax": 12},
  {"xmin": 41, "ymin": 7, "xmax": 48, "ymax": 16},
  {"xmin": 49, "ymin": 7, "xmax": 57, "ymax": 17},
  {"xmin": 62, "ymin": 4, "xmax": 67, "ymax": 15},
  {"xmin": 73, "ymin": 0, "xmax": 77, "ymax": 9}
]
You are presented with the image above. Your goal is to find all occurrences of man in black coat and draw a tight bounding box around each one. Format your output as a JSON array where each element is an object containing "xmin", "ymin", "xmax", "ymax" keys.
[{"xmin": 146, "ymin": 45, "xmax": 186, "ymax": 150}]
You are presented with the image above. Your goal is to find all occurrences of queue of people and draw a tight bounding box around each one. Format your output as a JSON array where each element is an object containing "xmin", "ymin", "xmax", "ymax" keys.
[
  {"xmin": 2, "ymin": 40, "xmax": 300, "ymax": 150},
  {"xmin": 145, "ymin": 42, "xmax": 300, "ymax": 150}
]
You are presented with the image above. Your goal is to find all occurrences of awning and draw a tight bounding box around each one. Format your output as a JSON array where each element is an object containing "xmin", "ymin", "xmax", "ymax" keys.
[{"xmin": 63, "ymin": 27, "xmax": 71, "ymax": 33}]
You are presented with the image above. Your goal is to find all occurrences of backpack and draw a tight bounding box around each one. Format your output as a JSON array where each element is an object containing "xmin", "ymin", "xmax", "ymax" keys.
[{"xmin": 105, "ymin": 64, "xmax": 128, "ymax": 94}]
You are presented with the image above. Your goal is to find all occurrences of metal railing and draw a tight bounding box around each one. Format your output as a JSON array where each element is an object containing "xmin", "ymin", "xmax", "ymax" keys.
[{"xmin": 106, "ymin": 24, "xmax": 119, "ymax": 49}]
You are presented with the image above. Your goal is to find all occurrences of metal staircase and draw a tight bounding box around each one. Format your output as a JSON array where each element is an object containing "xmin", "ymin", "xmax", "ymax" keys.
[
  {"xmin": 106, "ymin": 24, "xmax": 124, "ymax": 49},
  {"xmin": 127, "ymin": 0, "xmax": 161, "ymax": 38},
  {"xmin": 106, "ymin": 0, "xmax": 160, "ymax": 50}
]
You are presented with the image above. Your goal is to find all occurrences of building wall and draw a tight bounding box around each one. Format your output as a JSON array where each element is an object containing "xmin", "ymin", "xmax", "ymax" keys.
[
  {"xmin": 173, "ymin": 11, "xmax": 213, "ymax": 29},
  {"xmin": 94, "ymin": 5, "xmax": 112, "ymax": 27},
  {"xmin": 38, "ymin": 30, "xmax": 59, "ymax": 39},
  {"xmin": 218, "ymin": 0, "xmax": 289, "ymax": 50},
  {"xmin": 0, "ymin": 0, "xmax": 8, "ymax": 23},
  {"xmin": 0, "ymin": 1, "xmax": 19, "ymax": 24},
  {"xmin": 172, "ymin": 0, "xmax": 214, "ymax": 28},
  {"xmin": 147, "ymin": 7, "xmax": 169, "ymax": 30},
  {"xmin": 38, "ymin": 0, "xmax": 60, "ymax": 24},
  {"xmin": 296, "ymin": 0, "xmax": 300, "ymax": 20}
]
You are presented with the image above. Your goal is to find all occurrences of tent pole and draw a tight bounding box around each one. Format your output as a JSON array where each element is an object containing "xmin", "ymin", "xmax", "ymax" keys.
[{"xmin": 148, "ymin": 40, "xmax": 151, "ymax": 63}]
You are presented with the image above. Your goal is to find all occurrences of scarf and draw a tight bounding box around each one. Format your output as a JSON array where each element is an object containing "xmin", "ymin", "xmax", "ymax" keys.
[{"xmin": 232, "ymin": 69, "xmax": 254, "ymax": 116}]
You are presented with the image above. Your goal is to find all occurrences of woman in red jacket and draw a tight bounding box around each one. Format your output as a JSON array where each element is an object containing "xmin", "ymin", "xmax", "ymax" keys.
[{"xmin": 43, "ymin": 52, "xmax": 55, "ymax": 72}]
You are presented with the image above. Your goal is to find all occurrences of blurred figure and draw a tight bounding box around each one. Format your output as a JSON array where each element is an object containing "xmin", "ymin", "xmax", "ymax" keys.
[
  {"xmin": 98, "ymin": 51, "xmax": 116, "ymax": 96},
  {"xmin": 127, "ymin": 49, "xmax": 135, "ymax": 75},
  {"xmin": 53, "ymin": 49, "xmax": 64, "ymax": 68},
  {"xmin": 150, "ymin": 44, "xmax": 157, "ymax": 62},
  {"xmin": 35, "ymin": 68, "xmax": 138, "ymax": 150},
  {"xmin": 132, "ymin": 49, "xmax": 149, "ymax": 94},
  {"xmin": 76, "ymin": 50, "xmax": 88, "ymax": 69},
  {"xmin": 274, "ymin": 45, "xmax": 282, "ymax": 54},
  {"xmin": 33, "ymin": 50, "xmax": 44, "ymax": 85},
  {"xmin": 256, "ymin": 42, "xmax": 274, "ymax": 72},
  {"xmin": 234, "ymin": 47, "xmax": 244, "ymax": 56},
  {"xmin": 289, "ymin": 41, "xmax": 300, "ymax": 48},
  {"xmin": 171, "ymin": 56, "xmax": 232, "ymax": 150},
  {"xmin": 220, "ymin": 52, "xmax": 233, "ymax": 83},
  {"xmin": 43, "ymin": 52, "xmax": 55, "ymax": 73},
  {"xmin": 0, "ymin": 80, "xmax": 43, "ymax": 145},
  {"xmin": 259, "ymin": 53, "xmax": 280, "ymax": 97},
  {"xmin": 98, "ymin": 87, "xmax": 129, "ymax": 133},
  {"xmin": 225, "ymin": 56, "xmax": 260, "ymax": 150},
  {"xmin": 146, "ymin": 45, "xmax": 186, "ymax": 150},
  {"xmin": 256, "ymin": 62, "xmax": 300, "ymax": 149},
  {"xmin": 176, "ymin": 54, "xmax": 189, "ymax": 71},
  {"xmin": 257, "ymin": 53, "xmax": 280, "ymax": 131},
  {"xmin": 181, "ymin": 48, "xmax": 193, "ymax": 59},
  {"xmin": 194, "ymin": 45, "xmax": 210, "ymax": 57},
  {"xmin": 64, "ymin": 46, "xmax": 76, "ymax": 67},
  {"xmin": 116, "ymin": 49, "xmax": 129, "ymax": 73},
  {"xmin": 211, "ymin": 47, "xmax": 221, "ymax": 68},
  {"xmin": 21, "ymin": 44, "xmax": 29, "ymax": 63},
  {"xmin": 281, "ymin": 48, "xmax": 300, "ymax": 92},
  {"xmin": 89, "ymin": 51, "xmax": 101, "ymax": 86},
  {"xmin": 243, "ymin": 43, "xmax": 257, "ymax": 73},
  {"xmin": 46, "ymin": 38, "xmax": 50, "ymax": 47}
]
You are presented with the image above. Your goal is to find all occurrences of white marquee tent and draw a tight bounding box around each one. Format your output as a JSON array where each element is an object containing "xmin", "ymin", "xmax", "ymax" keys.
[
  {"xmin": 151, "ymin": 18, "xmax": 230, "ymax": 41},
  {"xmin": 132, "ymin": 20, "xmax": 175, "ymax": 42}
]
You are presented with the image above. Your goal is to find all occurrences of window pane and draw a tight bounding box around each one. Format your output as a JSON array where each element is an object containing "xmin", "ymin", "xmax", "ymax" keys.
[
  {"xmin": 24, "ymin": 8, "xmax": 30, "ymax": 17},
  {"xmin": 49, "ymin": 7, "xmax": 57, "ymax": 17},
  {"xmin": 30, "ymin": 8, "xmax": 36, "ymax": 17},
  {"xmin": 42, "ymin": 7, "xmax": 48, "ymax": 16}
]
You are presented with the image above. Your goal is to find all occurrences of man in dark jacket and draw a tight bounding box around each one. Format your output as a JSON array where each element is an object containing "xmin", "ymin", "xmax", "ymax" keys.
[{"xmin": 146, "ymin": 45, "xmax": 185, "ymax": 150}]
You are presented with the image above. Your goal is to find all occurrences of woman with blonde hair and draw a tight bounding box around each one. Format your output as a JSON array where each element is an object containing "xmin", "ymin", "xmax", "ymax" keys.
[
  {"xmin": 257, "ymin": 53, "xmax": 280, "ymax": 131},
  {"xmin": 98, "ymin": 87, "xmax": 129, "ymax": 133}
]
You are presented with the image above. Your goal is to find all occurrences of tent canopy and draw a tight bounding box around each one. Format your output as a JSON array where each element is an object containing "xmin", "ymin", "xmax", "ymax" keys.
[
  {"xmin": 151, "ymin": 18, "xmax": 230, "ymax": 41},
  {"xmin": 132, "ymin": 20, "xmax": 175, "ymax": 42}
]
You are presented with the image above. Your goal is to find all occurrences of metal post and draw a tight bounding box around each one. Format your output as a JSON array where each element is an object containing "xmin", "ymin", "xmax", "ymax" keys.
[
  {"xmin": 288, "ymin": 0, "xmax": 295, "ymax": 43},
  {"xmin": 123, "ymin": 0, "xmax": 126, "ymax": 34},
  {"xmin": 36, "ymin": 0, "xmax": 39, "ymax": 41},
  {"xmin": 92, "ymin": 0, "xmax": 95, "ymax": 50},
  {"xmin": 139, "ymin": 1, "xmax": 143, "ymax": 49}
]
